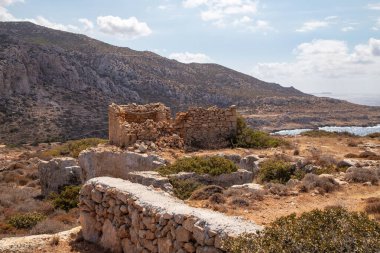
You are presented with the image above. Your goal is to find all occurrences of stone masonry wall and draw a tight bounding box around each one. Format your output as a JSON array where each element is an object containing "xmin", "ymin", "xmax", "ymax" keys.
[
  {"xmin": 109, "ymin": 103, "xmax": 171, "ymax": 147},
  {"xmin": 78, "ymin": 146, "xmax": 166, "ymax": 182},
  {"xmin": 79, "ymin": 177, "xmax": 262, "ymax": 253},
  {"xmin": 174, "ymin": 106, "xmax": 237, "ymax": 149},
  {"xmin": 109, "ymin": 103, "xmax": 237, "ymax": 150}
]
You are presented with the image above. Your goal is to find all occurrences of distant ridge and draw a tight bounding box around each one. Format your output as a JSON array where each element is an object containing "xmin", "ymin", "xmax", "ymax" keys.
[{"xmin": 0, "ymin": 21, "xmax": 379, "ymax": 144}]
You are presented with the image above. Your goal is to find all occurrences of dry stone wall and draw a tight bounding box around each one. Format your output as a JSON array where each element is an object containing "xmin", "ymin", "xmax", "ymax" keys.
[
  {"xmin": 109, "ymin": 103, "xmax": 237, "ymax": 150},
  {"xmin": 109, "ymin": 103, "xmax": 171, "ymax": 148},
  {"xmin": 174, "ymin": 106, "xmax": 237, "ymax": 149},
  {"xmin": 79, "ymin": 177, "xmax": 262, "ymax": 253}
]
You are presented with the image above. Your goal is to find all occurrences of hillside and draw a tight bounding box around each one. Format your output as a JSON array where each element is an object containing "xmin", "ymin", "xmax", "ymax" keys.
[{"xmin": 0, "ymin": 21, "xmax": 379, "ymax": 144}]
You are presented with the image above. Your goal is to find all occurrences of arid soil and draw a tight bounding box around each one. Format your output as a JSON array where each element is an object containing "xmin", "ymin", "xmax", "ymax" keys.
[
  {"xmin": 0, "ymin": 134, "xmax": 379, "ymax": 251},
  {"xmin": 189, "ymin": 183, "xmax": 380, "ymax": 226},
  {"xmin": 0, "ymin": 144, "xmax": 79, "ymax": 239}
]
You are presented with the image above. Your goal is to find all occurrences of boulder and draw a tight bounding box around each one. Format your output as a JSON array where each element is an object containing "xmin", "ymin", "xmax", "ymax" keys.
[
  {"xmin": 38, "ymin": 157, "xmax": 80, "ymax": 196},
  {"xmin": 239, "ymin": 155, "xmax": 259, "ymax": 173}
]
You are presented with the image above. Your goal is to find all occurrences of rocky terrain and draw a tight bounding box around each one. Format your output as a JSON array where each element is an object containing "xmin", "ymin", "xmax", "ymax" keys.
[
  {"xmin": 1, "ymin": 21, "xmax": 379, "ymax": 145},
  {"xmin": 0, "ymin": 132, "xmax": 379, "ymax": 252}
]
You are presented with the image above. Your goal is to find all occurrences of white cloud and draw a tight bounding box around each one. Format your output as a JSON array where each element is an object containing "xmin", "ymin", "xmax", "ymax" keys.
[
  {"xmin": 97, "ymin": 15, "xmax": 152, "ymax": 39},
  {"xmin": 250, "ymin": 19, "xmax": 274, "ymax": 32},
  {"xmin": 368, "ymin": 3, "xmax": 380, "ymax": 10},
  {"xmin": 0, "ymin": 0, "xmax": 23, "ymax": 6},
  {"xmin": 183, "ymin": 0, "xmax": 259, "ymax": 27},
  {"xmin": 24, "ymin": 16, "xmax": 79, "ymax": 32},
  {"xmin": 342, "ymin": 26, "xmax": 354, "ymax": 32},
  {"xmin": 79, "ymin": 18, "xmax": 94, "ymax": 31},
  {"xmin": 252, "ymin": 38, "xmax": 380, "ymax": 93},
  {"xmin": 325, "ymin": 15, "xmax": 338, "ymax": 20},
  {"xmin": 296, "ymin": 20, "xmax": 329, "ymax": 32},
  {"xmin": 372, "ymin": 18, "xmax": 380, "ymax": 30},
  {"xmin": 0, "ymin": 0, "xmax": 81, "ymax": 32},
  {"xmin": 169, "ymin": 52, "xmax": 212, "ymax": 63},
  {"xmin": 0, "ymin": 6, "xmax": 15, "ymax": 21}
]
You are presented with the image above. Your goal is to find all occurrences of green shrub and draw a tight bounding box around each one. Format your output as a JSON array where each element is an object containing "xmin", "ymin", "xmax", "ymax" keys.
[
  {"xmin": 157, "ymin": 156, "xmax": 238, "ymax": 176},
  {"xmin": 169, "ymin": 178, "xmax": 204, "ymax": 200},
  {"xmin": 8, "ymin": 212, "xmax": 46, "ymax": 229},
  {"xmin": 225, "ymin": 207, "xmax": 380, "ymax": 253},
  {"xmin": 257, "ymin": 159, "xmax": 295, "ymax": 184},
  {"xmin": 301, "ymin": 130, "xmax": 356, "ymax": 138},
  {"xmin": 40, "ymin": 138, "xmax": 108, "ymax": 158},
  {"xmin": 50, "ymin": 185, "xmax": 81, "ymax": 211},
  {"xmin": 233, "ymin": 117, "xmax": 285, "ymax": 148}
]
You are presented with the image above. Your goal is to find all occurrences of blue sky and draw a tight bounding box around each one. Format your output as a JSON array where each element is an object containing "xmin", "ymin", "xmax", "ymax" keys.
[{"xmin": 1, "ymin": 0, "xmax": 380, "ymax": 95}]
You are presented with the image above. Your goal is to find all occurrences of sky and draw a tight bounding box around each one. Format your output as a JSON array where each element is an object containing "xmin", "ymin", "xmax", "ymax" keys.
[{"xmin": 1, "ymin": 0, "xmax": 380, "ymax": 96}]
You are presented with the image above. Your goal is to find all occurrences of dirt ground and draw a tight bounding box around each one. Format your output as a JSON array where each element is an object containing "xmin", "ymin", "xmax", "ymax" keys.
[
  {"xmin": 0, "ymin": 134, "xmax": 379, "ymax": 251},
  {"xmin": 189, "ymin": 183, "xmax": 380, "ymax": 226}
]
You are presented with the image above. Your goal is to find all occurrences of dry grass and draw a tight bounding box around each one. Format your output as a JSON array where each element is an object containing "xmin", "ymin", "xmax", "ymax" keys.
[
  {"xmin": 0, "ymin": 152, "xmax": 79, "ymax": 238},
  {"xmin": 30, "ymin": 218, "xmax": 71, "ymax": 235}
]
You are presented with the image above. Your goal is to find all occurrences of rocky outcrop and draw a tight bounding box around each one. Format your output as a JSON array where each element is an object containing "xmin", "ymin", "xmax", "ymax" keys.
[
  {"xmin": 78, "ymin": 147, "xmax": 166, "ymax": 182},
  {"xmin": 0, "ymin": 22, "xmax": 307, "ymax": 145},
  {"xmin": 38, "ymin": 157, "xmax": 81, "ymax": 196},
  {"xmin": 126, "ymin": 169, "xmax": 254, "ymax": 191},
  {"xmin": 79, "ymin": 177, "xmax": 262, "ymax": 253}
]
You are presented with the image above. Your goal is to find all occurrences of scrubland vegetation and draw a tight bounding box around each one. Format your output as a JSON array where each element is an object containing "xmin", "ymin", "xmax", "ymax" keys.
[
  {"xmin": 233, "ymin": 117, "xmax": 286, "ymax": 148},
  {"xmin": 157, "ymin": 156, "xmax": 237, "ymax": 176},
  {"xmin": 225, "ymin": 207, "xmax": 380, "ymax": 253},
  {"xmin": 38, "ymin": 138, "xmax": 107, "ymax": 159}
]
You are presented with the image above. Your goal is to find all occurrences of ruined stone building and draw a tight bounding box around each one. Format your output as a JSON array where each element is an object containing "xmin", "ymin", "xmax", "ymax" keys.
[{"xmin": 109, "ymin": 103, "xmax": 237, "ymax": 149}]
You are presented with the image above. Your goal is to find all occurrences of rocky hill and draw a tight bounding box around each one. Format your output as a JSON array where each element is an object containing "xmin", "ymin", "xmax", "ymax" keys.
[{"xmin": 0, "ymin": 21, "xmax": 379, "ymax": 144}]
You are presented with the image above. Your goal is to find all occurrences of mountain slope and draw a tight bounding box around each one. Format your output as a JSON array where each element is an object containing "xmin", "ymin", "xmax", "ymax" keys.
[{"xmin": 0, "ymin": 22, "xmax": 379, "ymax": 144}]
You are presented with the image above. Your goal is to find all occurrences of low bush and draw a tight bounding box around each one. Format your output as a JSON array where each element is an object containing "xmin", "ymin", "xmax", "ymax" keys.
[
  {"xmin": 344, "ymin": 167, "xmax": 379, "ymax": 185},
  {"xmin": 230, "ymin": 197, "xmax": 250, "ymax": 207},
  {"xmin": 39, "ymin": 138, "xmax": 108, "ymax": 159},
  {"xmin": 8, "ymin": 212, "xmax": 45, "ymax": 229},
  {"xmin": 208, "ymin": 193, "xmax": 226, "ymax": 204},
  {"xmin": 169, "ymin": 178, "xmax": 204, "ymax": 200},
  {"xmin": 365, "ymin": 197, "xmax": 380, "ymax": 215},
  {"xmin": 224, "ymin": 207, "xmax": 380, "ymax": 253},
  {"xmin": 257, "ymin": 159, "xmax": 295, "ymax": 184},
  {"xmin": 233, "ymin": 117, "xmax": 286, "ymax": 148},
  {"xmin": 224, "ymin": 188, "xmax": 265, "ymax": 201},
  {"xmin": 367, "ymin": 132, "xmax": 380, "ymax": 138},
  {"xmin": 50, "ymin": 185, "xmax": 81, "ymax": 211},
  {"xmin": 358, "ymin": 151, "xmax": 380, "ymax": 160},
  {"xmin": 157, "ymin": 156, "xmax": 237, "ymax": 176},
  {"xmin": 301, "ymin": 130, "xmax": 356, "ymax": 138},
  {"xmin": 300, "ymin": 174, "xmax": 340, "ymax": 194},
  {"xmin": 265, "ymin": 183, "xmax": 289, "ymax": 196},
  {"xmin": 189, "ymin": 185, "xmax": 224, "ymax": 200}
]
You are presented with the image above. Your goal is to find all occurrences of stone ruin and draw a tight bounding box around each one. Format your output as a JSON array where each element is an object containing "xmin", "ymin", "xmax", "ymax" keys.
[
  {"xmin": 38, "ymin": 157, "xmax": 81, "ymax": 197},
  {"xmin": 108, "ymin": 103, "xmax": 237, "ymax": 150}
]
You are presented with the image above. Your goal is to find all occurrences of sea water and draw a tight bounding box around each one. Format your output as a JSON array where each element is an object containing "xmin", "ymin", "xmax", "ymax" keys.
[{"xmin": 273, "ymin": 124, "xmax": 380, "ymax": 137}]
